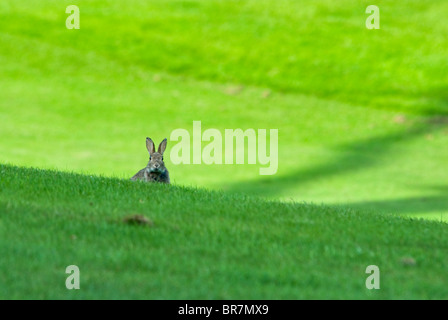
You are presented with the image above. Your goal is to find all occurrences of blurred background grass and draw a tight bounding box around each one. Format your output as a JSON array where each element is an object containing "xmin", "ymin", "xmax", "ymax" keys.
[{"xmin": 0, "ymin": 0, "xmax": 447, "ymax": 220}]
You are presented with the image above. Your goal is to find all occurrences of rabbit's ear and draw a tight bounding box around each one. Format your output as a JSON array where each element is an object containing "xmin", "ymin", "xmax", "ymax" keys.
[
  {"xmin": 146, "ymin": 137, "xmax": 155, "ymax": 155},
  {"xmin": 158, "ymin": 138, "xmax": 167, "ymax": 155}
]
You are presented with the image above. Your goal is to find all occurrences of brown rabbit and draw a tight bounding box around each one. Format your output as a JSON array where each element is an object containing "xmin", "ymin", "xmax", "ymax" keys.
[{"xmin": 131, "ymin": 137, "xmax": 170, "ymax": 183}]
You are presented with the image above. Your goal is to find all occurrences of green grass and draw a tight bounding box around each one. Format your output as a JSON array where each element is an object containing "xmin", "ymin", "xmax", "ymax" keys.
[
  {"xmin": 1, "ymin": 164, "xmax": 447, "ymax": 299},
  {"xmin": 2, "ymin": 0, "xmax": 447, "ymax": 114},
  {"xmin": 0, "ymin": 0, "xmax": 447, "ymax": 222},
  {"xmin": 0, "ymin": 1, "xmax": 447, "ymax": 299}
]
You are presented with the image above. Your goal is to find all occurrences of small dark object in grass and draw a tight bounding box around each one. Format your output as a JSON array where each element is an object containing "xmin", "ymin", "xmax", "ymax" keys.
[
  {"xmin": 123, "ymin": 214, "xmax": 154, "ymax": 227},
  {"xmin": 400, "ymin": 257, "xmax": 416, "ymax": 266}
]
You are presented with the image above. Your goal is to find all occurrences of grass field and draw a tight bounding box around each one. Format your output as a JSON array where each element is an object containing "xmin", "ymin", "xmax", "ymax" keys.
[
  {"xmin": 1, "ymin": 165, "xmax": 447, "ymax": 299},
  {"xmin": 1, "ymin": 0, "xmax": 447, "ymax": 221},
  {"xmin": 0, "ymin": 0, "xmax": 447, "ymax": 299}
]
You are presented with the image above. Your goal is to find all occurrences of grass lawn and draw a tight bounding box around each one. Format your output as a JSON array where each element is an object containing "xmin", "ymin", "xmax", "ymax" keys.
[
  {"xmin": 0, "ymin": 1, "xmax": 447, "ymax": 221},
  {"xmin": 1, "ymin": 164, "xmax": 447, "ymax": 299},
  {"xmin": 0, "ymin": 0, "xmax": 447, "ymax": 299}
]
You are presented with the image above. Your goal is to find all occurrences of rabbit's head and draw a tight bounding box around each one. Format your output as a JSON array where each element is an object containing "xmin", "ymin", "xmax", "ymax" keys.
[{"xmin": 145, "ymin": 137, "xmax": 168, "ymax": 174}]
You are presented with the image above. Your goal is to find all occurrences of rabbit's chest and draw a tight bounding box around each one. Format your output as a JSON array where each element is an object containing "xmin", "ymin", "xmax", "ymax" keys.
[{"xmin": 147, "ymin": 172, "xmax": 169, "ymax": 183}]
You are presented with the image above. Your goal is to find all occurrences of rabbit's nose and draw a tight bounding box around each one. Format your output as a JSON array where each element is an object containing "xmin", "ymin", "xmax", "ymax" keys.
[{"xmin": 154, "ymin": 163, "xmax": 159, "ymax": 168}]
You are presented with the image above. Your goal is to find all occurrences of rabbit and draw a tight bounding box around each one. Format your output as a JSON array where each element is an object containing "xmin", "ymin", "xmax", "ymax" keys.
[{"xmin": 131, "ymin": 137, "xmax": 170, "ymax": 184}]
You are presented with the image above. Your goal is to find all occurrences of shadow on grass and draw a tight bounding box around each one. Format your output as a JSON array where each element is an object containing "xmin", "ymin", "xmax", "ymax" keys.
[
  {"xmin": 336, "ymin": 185, "xmax": 448, "ymax": 216},
  {"xmin": 224, "ymin": 117, "xmax": 448, "ymax": 216},
  {"xmin": 421, "ymin": 86, "xmax": 448, "ymax": 116}
]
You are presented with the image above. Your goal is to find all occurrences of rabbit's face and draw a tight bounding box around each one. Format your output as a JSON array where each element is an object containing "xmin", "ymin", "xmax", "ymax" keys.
[
  {"xmin": 145, "ymin": 137, "xmax": 168, "ymax": 174},
  {"xmin": 147, "ymin": 153, "xmax": 166, "ymax": 174}
]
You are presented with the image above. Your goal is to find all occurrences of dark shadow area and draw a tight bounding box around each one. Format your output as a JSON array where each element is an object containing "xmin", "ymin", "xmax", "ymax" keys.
[
  {"xmin": 224, "ymin": 117, "xmax": 448, "ymax": 216},
  {"xmin": 336, "ymin": 185, "xmax": 448, "ymax": 216},
  {"xmin": 419, "ymin": 86, "xmax": 448, "ymax": 116}
]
